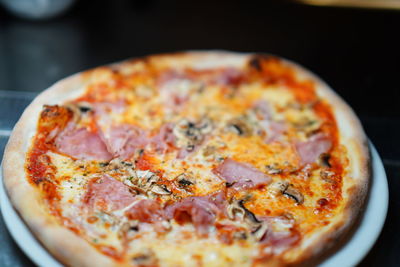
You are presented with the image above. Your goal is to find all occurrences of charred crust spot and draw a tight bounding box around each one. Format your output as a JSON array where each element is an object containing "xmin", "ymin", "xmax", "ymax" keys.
[
  {"xmin": 248, "ymin": 54, "xmax": 279, "ymax": 72},
  {"xmin": 249, "ymin": 56, "xmax": 263, "ymax": 71}
]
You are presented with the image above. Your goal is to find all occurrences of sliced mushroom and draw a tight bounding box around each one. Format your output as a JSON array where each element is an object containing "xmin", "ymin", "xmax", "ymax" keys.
[
  {"xmin": 132, "ymin": 249, "xmax": 158, "ymax": 266},
  {"xmin": 151, "ymin": 184, "xmax": 171, "ymax": 195},
  {"xmin": 178, "ymin": 178, "xmax": 194, "ymax": 187},
  {"xmin": 227, "ymin": 117, "xmax": 253, "ymax": 136},
  {"xmin": 233, "ymin": 231, "xmax": 248, "ymax": 240},
  {"xmin": 202, "ymin": 145, "xmax": 217, "ymax": 157},
  {"xmin": 252, "ymin": 222, "xmax": 269, "ymax": 241},
  {"xmin": 227, "ymin": 199, "xmax": 261, "ymax": 231},
  {"xmin": 238, "ymin": 200, "xmax": 261, "ymax": 226},
  {"xmin": 106, "ymin": 158, "xmax": 135, "ymax": 171},
  {"xmin": 197, "ymin": 118, "xmax": 213, "ymax": 134},
  {"xmin": 136, "ymin": 170, "xmax": 159, "ymax": 190},
  {"xmin": 265, "ymin": 164, "xmax": 283, "ymax": 175},
  {"xmin": 227, "ymin": 200, "xmax": 246, "ymax": 220},
  {"xmin": 293, "ymin": 117, "xmax": 321, "ymax": 135},
  {"xmin": 79, "ymin": 106, "xmax": 91, "ymax": 112},
  {"xmin": 176, "ymin": 173, "xmax": 195, "ymax": 188},
  {"xmin": 283, "ymin": 185, "xmax": 304, "ymax": 204},
  {"xmin": 268, "ymin": 181, "xmax": 289, "ymax": 196},
  {"xmin": 118, "ymin": 220, "xmax": 139, "ymax": 240},
  {"xmin": 173, "ymin": 118, "xmax": 212, "ymax": 150}
]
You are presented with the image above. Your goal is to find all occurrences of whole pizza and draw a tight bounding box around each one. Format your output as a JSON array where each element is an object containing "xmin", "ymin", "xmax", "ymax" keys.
[{"xmin": 2, "ymin": 51, "xmax": 370, "ymax": 266}]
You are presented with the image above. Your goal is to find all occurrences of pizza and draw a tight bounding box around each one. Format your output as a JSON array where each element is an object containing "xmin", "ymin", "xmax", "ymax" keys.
[{"xmin": 2, "ymin": 51, "xmax": 370, "ymax": 266}]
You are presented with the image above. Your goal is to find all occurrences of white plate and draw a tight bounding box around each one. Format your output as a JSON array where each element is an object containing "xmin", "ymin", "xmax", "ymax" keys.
[{"xmin": 0, "ymin": 143, "xmax": 388, "ymax": 267}]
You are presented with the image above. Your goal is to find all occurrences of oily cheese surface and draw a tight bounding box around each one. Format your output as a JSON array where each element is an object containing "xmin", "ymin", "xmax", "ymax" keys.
[{"xmin": 2, "ymin": 51, "xmax": 369, "ymax": 267}]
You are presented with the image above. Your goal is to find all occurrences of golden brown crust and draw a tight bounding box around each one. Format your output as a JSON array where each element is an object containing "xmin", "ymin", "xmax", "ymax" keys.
[{"xmin": 2, "ymin": 51, "xmax": 370, "ymax": 266}]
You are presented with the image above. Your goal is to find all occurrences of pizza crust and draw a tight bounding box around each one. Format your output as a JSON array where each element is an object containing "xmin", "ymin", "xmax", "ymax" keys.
[
  {"xmin": 2, "ymin": 51, "xmax": 370, "ymax": 266},
  {"xmin": 2, "ymin": 73, "xmax": 115, "ymax": 267},
  {"xmin": 278, "ymin": 57, "xmax": 370, "ymax": 265}
]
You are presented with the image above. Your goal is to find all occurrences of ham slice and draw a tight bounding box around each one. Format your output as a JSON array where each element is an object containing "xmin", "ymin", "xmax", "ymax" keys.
[
  {"xmin": 253, "ymin": 100, "xmax": 286, "ymax": 143},
  {"xmin": 125, "ymin": 199, "xmax": 164, "ymax": 223},
  {"xmin": 257, "ymin": 216, "xmax": 299, "ymax": 251},
  {"xmin": 83, "ymin": 175, "xmax": 136, "ymax": 212},
  {"xmin": 211, "ymin": 68, "xmax": 244, "ymax": 86},
  {"xmin": 55, "ymin": 127, "xmax": 112, "ymax": 161},
  {"xmin": 165, "ymin": 192, "xmax": 225, "ymax": 235},
  {"xmin": 253, "ymin": 100, "xmax": 273, "ymax": 120},
  {"xmin": 213, "ymin": 159, "xmax": 272, "ymax": 189},
  {"xmin": 295, "ymin": 133, "xmax": 332, "ymax": 165},
  {"xmin": 149, "ymin": 123, "xmax": 175, "ymax": 153},
  {"xmin": 157, "ymin": 71, "xmax": 193, "ymax": 111},
  {"xmin": 103, "ymin": 123, "xmax": 175, "ymax": 160}
]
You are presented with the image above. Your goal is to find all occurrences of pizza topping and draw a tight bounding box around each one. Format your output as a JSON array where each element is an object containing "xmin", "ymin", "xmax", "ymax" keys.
[
  {"xmin": 55, "ymin": 127, "xmax": 112, "ymax": 161},
  {"xmin": 268, "ymin": 181, "xmax": 290, "ymax": 196},
  {"xmin": 132, "ymin": 248, "xmax": 158, "ymax": 267},
  {"xmin": 251, "ymin": 100, "xmax": 287, "ymax": 143},
  {"xmin": 84, "ymin": 175, "xmax": 136, "ymax": 212},
  {"xmin": 282, "ymin": 185, "xmax": 304, "ymax": 204},
  {"xmin": 320, "ymin": 169, "xmax": 336, "ymax": 183},
  {"xmin": 122, "ymin": 170, "xmax": 160, "ymax": 195},
  {"xmin": 227, "ymin": 117, "xmax": 253, "ymax": 136},
  {"xmin": 104, "ymin": 123, "xmax": 175, "ymax": 159},
  {"xmin": 227, "ymin": 200, "xmax": 246, "ymax": 220},
  {"xmin": 252, "ymin": 222, "xmax": 270, "ymax": 241},
  {"xmin": 258, "ymin": 216, "xmax": 299, "ymax": 251},
  {"xmin": 125, "ymin": 199, "xmax": 165, "ymax": 223},
  {"xmin": 175, "ymin": 173, "xmax": 196, "ymax": 191},
  {"xmin": 165, "ymin": 193, "xmax": 224, "ymax": 236},
  {"xmin": 295, "ymin": 133, "xmax": 332, "ymax": 165},
  {"xmin": 150, "ymin": 184, "xmax": 172, "ymax": 195},
  {"xmin": 173, "ymin": 118, "xmax": 212, "ymax": 157},
  {"xmin": 103, "ymin": 124, "xmax": 147, "ymax": 159},
  {"xmin": 158, "ymin": 71, "xmax": 202, "ymax": 111},
  {"xmin": 268, "ymin": 181, "xmax": 304, "ymax": 204},
  {"xmin": 213, "ymin": 159, "xmax": 272, "ymax": 189},
  {"xmin": 318, "ymin": 153, "xmax": 332, "ymax": 167}
]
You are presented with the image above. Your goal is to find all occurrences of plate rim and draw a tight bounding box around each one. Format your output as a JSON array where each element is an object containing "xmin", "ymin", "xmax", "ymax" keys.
[{"xmin": 0, "ymin": 142, "xmax": 388, "ymax": 267}]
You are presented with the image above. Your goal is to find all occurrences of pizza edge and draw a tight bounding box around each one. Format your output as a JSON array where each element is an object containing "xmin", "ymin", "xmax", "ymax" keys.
[
  {"xmin": 2, "ymin": 51, "xmax": 370, "ymax": 267},
  {"xmin": 283, "ymin": 59, "xmax": 370, "ymax": 266}
]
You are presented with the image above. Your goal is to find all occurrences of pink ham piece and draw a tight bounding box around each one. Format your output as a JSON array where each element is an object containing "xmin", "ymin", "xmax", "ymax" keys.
[
  {"xmin": 125, "ymin": 199, "xmax": 164, "ymax": 223},
  {"xmin": 55, "ymin": 127, "xmax": 112, "ymax": 161},
  {"xmin": 104, "ymin": 125, "xmax": 148, "ymax": 159},
  {"xmin": 213, "ymin": 159, "xmax": 272, "ymax": 189},
  {"xmin": 157, "ymin": 71, "xmax": 192, "ymax": 111},
  {"xmin": 257, "ymin": 216, "xmax": 299, "ymax": 251},
  {"xmin": 253, "ymin": 100, "xmax": 286, "ymax": 143},
  {"xmin": 295, "ymin": 133, "xmax": 332, "ymax": 165},
  {"xmin": 165, "ymin": 192, "xmax": 225, "ymax": 235},
  {"xmin": 211, "ymin": 68, "xmax": 244, "ymax": 86},
  {"xmin": 149, "ymin": 123, "xmax": 175, "ymax": 153},
  {"xmin": 103, "ymin": 123, "xmax": 175, "ymax": 160},
  {"xmin": 83, "ymin": 175, "xmax": 136, "ymax": 212},
  {"xmin": 253, "ymin": 100, "xmax": 273, "ymax": 120}
]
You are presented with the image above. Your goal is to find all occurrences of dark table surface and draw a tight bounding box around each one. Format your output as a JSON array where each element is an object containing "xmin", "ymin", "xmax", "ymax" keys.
[{"xmin": 0, "ymin": 0, "xmax": 399, "ymax": 266}]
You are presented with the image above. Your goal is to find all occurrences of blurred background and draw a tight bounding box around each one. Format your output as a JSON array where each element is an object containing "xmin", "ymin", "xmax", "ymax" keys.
[{"xmin": 0, "ymin": 0, "xmax": 399, "ymax": 266}]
